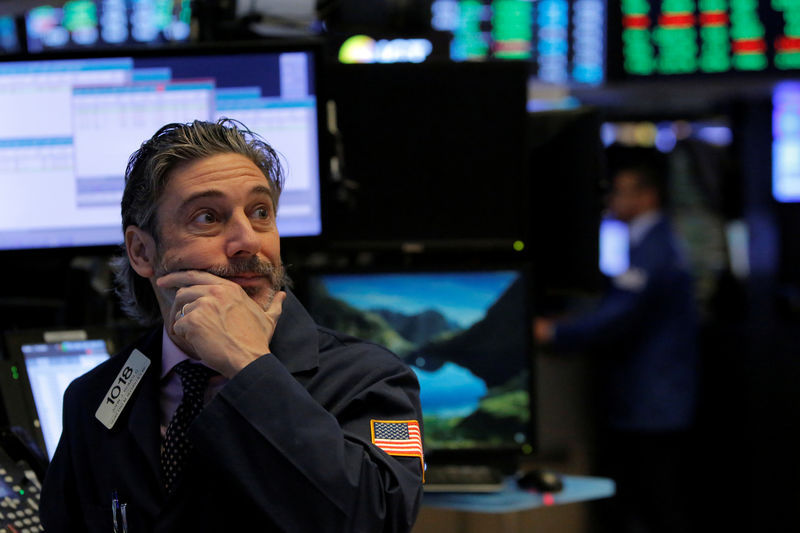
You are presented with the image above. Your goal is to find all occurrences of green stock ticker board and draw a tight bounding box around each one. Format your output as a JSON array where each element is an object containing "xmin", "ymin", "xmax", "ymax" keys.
[{"xmin": 613, "ymin": 0, "xmax": 800, "ymax": 78}]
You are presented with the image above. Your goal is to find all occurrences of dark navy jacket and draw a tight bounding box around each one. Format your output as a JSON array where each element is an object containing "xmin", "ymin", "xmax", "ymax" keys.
[
  {"xmin": 40, "ymin": 291, "xmax": 424, "ymax": 532},
  {"xmin": 554, "ymin": 215, "xmax": 699, "ymax": 431}
]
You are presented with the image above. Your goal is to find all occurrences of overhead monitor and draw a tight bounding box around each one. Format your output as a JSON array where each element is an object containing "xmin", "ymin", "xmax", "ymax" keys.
[
  {"xmin": 773, "ymin": 81, "xmax": 800, "ymax": 202},
  {"xmin": 1, "ymin": 328, "xmax": 114, "ymax": 459},
  {"xmin": 306, "ymin": 267, "xmax": 535, "ymax": 465},
  {"xmin": 609, "ymin": 1, "xmax": 800, "ymax": 79},
  {"xmin": 432, "ymin": 0, "xmax": 606, "ymax": 85},
  {"xmin": 332, "ymin": 0, "xmax": 606, "ymax": 86},
  {"xmin": 325, "ymin": 60, "xmax": 529, "ymax": 247},
  {"xmin": 0, "ymin": 15, "xmax": 21, "ymax": 54},
  {"xmin": 25, "ymin": 0, "xmax": 192, "ymax": 53},
  {"xmin": 0, "ymin": 41, "xmax": 323, "ymax": 251}
]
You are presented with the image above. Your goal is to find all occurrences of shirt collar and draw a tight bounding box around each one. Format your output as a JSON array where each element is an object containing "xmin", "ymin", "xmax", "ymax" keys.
[
  {"xmin": 160, "ymin": 327, "xmax": 193, "ymax": 379},
  {"xmin": 629, "ymin": 210, "xmax": 663, "ymax": 246}
]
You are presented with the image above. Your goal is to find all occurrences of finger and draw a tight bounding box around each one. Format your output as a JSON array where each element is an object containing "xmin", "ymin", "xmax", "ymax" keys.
[
  {"xmin": 157, "ymin": 269, "xmax": 234, "ymax": 290},
  {"xmin": 168, "ymin": 287, "xmax": 205, "ymax": 326},
  {"xmin": 264, "ymin": 291, "xmax": 286, "ymax": 326},
  {"xmin": 161, "ymin": 271, "xmax": 236, "ymax": 324},
  {"xmin": 172, "ymin": 284, "xmax": 221, "ymax": 306},
  {"xmin": 172, "ymin": 308, "xmax": 189, "ymax": 338},
  {"xmin": 169, "ymin": 287, "xmax": 217, "ymax": 333},
  {"xmin": 170, "ymin": 280, "xmax": 255, "ymax": 319},
  {"xmin": 171, "ymin": 297, "xmax": 210, "ymax": 338},
  {"xmin": 171, "ymin": 299, "xmax": 197, "ymax": 335}
]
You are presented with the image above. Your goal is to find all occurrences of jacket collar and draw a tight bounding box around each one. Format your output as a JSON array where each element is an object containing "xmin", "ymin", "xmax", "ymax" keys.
[
  {"xmin": 629, "ymin": 210, "xmax": 663, "ymax": 246},
  {"xmin": 269, "ymin": 289, "xmax": 319, "ymax": 374},
  {"xmin": 126, "ymin": 327, "xmax": 166, "ymax": 499}
]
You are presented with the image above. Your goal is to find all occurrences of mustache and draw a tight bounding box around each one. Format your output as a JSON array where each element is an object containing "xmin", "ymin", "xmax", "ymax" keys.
[
  {"xmin": 158, "ymin": 256, "xmax": 287, "ymax": 289},
  {"xmin": 207, "ymin": 257, "xmax": 287, "ymax": 289},
  {"xmin": 207, "ymin": 256, "xmax": 281, "ymax": 278}
]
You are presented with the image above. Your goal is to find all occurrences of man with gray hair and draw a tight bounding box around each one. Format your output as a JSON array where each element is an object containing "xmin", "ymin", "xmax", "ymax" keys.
[{"xmin": 39, "ymin": 119, "xmax": 424, "ymax": 532}]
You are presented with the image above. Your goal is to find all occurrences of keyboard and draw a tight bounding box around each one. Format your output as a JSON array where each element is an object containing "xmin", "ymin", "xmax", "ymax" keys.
[{"xmin": 423, "ymin": 464, "xmax": 505, "ymax": 493}]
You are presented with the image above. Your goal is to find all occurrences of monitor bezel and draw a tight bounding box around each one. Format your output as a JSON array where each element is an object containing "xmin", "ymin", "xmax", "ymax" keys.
[
  {"xmin": 0, "ymin": 37, "xmax": 328, "ymax": 257},
  {"xmin": 301, "ymin": 260, "xmax": 537, "ymax": 469}
]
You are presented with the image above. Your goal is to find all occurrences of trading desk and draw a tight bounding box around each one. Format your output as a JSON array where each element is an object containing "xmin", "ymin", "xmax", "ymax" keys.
[
  {"xmin": 414, "ymin": 475, "xmax": 615, "ymax": 533},
  {"xmin": 423, "ymin": 474, "xmax": 615, "ymax": 513}
]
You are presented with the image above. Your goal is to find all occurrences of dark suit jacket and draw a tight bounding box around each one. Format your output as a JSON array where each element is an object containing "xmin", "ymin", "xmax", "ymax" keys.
[
  {"xmin": 40, "ymin": 291, "xmax": 424, "ymax": 532},
  {"xmin": 554, "ymin": 216, "xmax": 700, "ymax": 431}
]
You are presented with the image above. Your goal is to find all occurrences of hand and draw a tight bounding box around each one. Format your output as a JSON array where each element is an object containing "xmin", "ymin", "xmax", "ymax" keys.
[
  {"xmin": 533, "ymin": 317, "xmax": 555, "ymax": 345},
  {"xmin": 157, "ymin": 270, "xmax": 286, "ymax": 378}
]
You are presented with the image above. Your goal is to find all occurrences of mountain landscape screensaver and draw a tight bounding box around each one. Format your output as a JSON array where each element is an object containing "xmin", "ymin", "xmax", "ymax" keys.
[{"xmin": 308, "ymin": 270, "xmax": 531, "ymax": 451}]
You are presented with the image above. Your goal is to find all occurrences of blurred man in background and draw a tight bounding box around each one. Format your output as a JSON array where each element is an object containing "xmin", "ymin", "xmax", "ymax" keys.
[{"xmin": 535, "ymin": 146, "xmax": 700, "ymax": 533}]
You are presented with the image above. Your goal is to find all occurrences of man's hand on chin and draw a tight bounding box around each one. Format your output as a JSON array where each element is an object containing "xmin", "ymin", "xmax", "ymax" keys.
[{"xmin": 157, "ymin": 270, "xmax": 286, "ymax": 378}]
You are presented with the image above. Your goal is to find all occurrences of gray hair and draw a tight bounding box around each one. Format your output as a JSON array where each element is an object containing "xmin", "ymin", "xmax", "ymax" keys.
[{"xmin": 110, "ymin": 118, "xmax": 284, "ymax": 324}]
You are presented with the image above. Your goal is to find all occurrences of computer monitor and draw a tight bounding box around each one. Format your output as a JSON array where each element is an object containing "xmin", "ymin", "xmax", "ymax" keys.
[
  {"xmin": 773, "ymin": 81, "xmax": 800, "ymax": 203},
  {"xmin": 0, "ymin": 15, "xmax": 21, "ymax": 54},
  {"xmin": 599, "ymin": 216, "xmax": 629, "ymax": 277},
  {"xmin": 25, "ymin": 0, "xmax": 192, "ymax": 53},
  {"xmin": 306, "ymin": 266, "xmax": 535, "ymax": 467},
  {"xmin": 1, "ymin": 328, "xmax": 114, "ymax": 459},
  {"xmin": 329, "ymin": 0, "xmax": 607, "ymax": 86},
  {"xmin": 0, "ymin": 40, "xmax": 323, "ymax": 252},
  {"xmin": 608, "ymin": 1, "xmax": 800, "ymax": 80},
  {"xmin": 325, "ymin": 60, "xmax": 529, "ymax": 247}
]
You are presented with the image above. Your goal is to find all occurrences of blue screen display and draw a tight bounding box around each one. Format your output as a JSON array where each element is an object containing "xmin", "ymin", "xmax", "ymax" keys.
[
  {"xmin": 308, "ymin": 270, "xmax": 531, "ymax": 451},
  {"xmin": 773, "ymin": 82, "xmax": 800, "ymax": 202}
]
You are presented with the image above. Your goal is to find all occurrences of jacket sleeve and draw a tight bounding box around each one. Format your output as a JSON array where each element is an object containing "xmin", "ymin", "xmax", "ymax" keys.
[
  {"xmin": 553, "ymin": 269, "xmax": 652, "ymax": 353},
  {"xmin": 189, "ymin": 347, "xmax": 424, "ymax": 533}
]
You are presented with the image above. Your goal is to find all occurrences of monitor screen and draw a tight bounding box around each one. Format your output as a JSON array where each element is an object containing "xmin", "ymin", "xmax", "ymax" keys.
[
  {"xmin": 773, "ymin": 81, "xmax": 800, "ymax": 202},
  {"xmin": 332, "ymin": 0, "xmax": 606, "ymax": 86},
  {"xmin": 599, "ymin": 217, "xmax": 629, "ymax": 276},
  {"xmin": 325, "ymin": 60, "xmax": 529, "ymax": 246},
  {"xmin": 25, "ymin": 0, "xmax": 192, "ymax": 53},
  {"xmin": 0, "ymin": 43, "xmax": 322, "ymax": 251},
  {"xmin": 306, "ymin": 268, "xmax": 534, "ymax": 457},
  {"xmin": 1, "ymin": 328, "xmax": 115, "ymax": 461},
  {"xmin": 609, "ymin": 1, "xmax": 800, "ymax": 79},
  {"xmin": 0, "ymin": 15, "xmax": 21, "ymax": 54},
  {"xmin": 21, "ymin": 338, "xmax": 110, "ymax": 458}
]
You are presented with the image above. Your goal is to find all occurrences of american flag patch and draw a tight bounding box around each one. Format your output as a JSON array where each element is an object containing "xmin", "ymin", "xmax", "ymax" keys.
[{"xmin": 370, "ymin": 420, "xmax": 424, "ymax": 468}]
